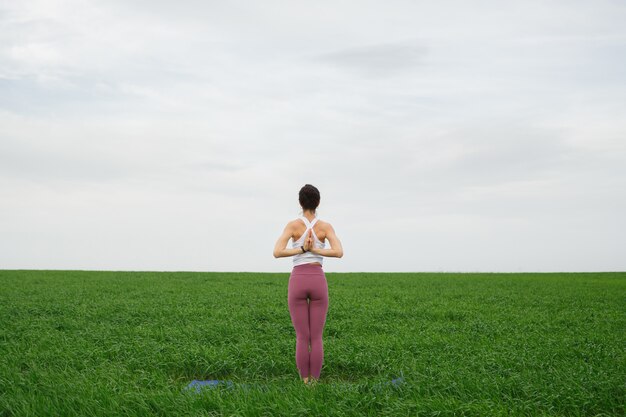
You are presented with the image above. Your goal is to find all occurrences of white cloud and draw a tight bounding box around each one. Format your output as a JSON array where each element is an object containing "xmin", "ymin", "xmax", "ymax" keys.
[{"xmin": 1, "ymin": 0, "xmax": 625, "ymax": 272}]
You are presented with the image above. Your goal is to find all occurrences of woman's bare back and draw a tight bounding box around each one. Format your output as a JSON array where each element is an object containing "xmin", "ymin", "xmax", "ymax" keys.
[{"xmin": 291, "ymin": 218, "xmax": 328, "ymax": 243}]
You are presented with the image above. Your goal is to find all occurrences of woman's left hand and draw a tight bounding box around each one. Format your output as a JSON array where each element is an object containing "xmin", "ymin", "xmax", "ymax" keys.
[{"xmin": 303, "ymin": 229, "xmax": 313, "ymax": 252}]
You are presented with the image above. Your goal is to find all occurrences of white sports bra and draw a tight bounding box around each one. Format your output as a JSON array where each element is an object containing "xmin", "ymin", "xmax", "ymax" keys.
[{"xmin": 291, "ymin": 215, "xmax": 326, "ymax": 267}]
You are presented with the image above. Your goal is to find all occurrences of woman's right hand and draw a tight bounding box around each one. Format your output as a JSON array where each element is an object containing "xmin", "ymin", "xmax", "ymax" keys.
[{"xmin": 303, "ymin": 229, "xmax": 313, "ymax": 251}]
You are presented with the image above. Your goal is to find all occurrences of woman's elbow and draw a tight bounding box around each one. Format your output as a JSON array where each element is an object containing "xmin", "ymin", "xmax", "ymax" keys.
[{"xmin": 337, "ymin": 250, "xmax": 344, "ymax": 258}]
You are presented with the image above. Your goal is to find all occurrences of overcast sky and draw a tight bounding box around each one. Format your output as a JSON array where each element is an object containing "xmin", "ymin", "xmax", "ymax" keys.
[{"xmin": 1, "ymin": 0, "xmax": 625, "ymax": 272}]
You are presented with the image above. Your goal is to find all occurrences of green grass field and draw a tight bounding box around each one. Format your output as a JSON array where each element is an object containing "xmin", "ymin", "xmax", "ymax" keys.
[{"xmin": 0, "ymin": 270, "xmax": 624, "ymax": 416}]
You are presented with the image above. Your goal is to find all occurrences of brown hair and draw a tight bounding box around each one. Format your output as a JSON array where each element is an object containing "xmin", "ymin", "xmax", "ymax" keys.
[{"xmin": 299, "ymin": 184, "xmax": 320, "ymax": 211}]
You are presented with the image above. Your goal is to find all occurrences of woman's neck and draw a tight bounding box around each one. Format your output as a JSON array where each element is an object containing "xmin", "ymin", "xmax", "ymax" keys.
[{"xmin": 302, "ymin": 210, "xmax": 316, "ymax": 221}]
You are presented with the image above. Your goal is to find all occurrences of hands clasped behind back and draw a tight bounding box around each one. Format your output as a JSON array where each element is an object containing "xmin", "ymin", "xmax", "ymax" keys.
[{"xmin": 303, "ymin": 229, "xmax": 313, "ymax": 252}]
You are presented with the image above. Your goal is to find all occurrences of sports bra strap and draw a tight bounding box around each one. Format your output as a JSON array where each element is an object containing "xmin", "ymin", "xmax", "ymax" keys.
[{"xmin": 300, "ymin": 216, "xmax": 319, "ymax": 229}]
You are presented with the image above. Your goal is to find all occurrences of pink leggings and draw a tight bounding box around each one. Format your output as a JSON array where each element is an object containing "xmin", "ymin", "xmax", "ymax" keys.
[{"xmin": 288, "ymin": 263, "xmax": 329, "ymax": 379}]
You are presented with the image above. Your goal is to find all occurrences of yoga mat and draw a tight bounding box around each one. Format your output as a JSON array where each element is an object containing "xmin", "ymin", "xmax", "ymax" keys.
[
  {"xmin": 184, "ymin": 374, "xmax": 406, "ymax": 394},
  {"xmin": 185, "ymin": 380, "xmax": 235, "ymax": 393}
]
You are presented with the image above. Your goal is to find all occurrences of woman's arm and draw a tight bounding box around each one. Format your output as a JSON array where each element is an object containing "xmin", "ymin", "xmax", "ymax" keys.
[
  {"xmin": 273, "ymin": 222, "xmax": 302, "ymax": 258},
  {"xmin": 311, "ymin": 223, "xmax": 343, "ymax": 258}
]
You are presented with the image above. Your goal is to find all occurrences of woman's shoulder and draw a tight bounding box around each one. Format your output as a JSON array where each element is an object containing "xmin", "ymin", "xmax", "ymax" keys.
[{"xmin": 316, "ymin": 219, "xmax": 331, "ymax": 229}]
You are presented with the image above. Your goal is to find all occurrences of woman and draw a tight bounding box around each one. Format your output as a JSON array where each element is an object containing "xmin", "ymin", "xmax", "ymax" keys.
[{"xmin": 273, "ymin": 184, "xmax": 344, "ymax": 385}]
